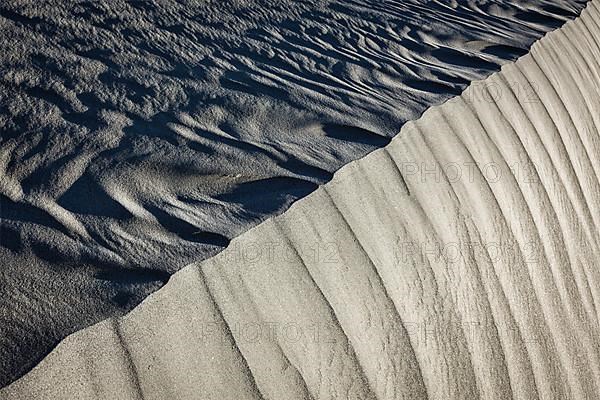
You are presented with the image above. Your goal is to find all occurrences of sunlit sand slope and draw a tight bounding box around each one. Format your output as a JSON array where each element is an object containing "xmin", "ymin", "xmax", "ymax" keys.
[
  {"xmin": 2, "ymin": 0, "xmax": 600, "ymax": 398},
  {"xmin": 0, "ymin": 0, "xmax": 589, "ymax": 386}
]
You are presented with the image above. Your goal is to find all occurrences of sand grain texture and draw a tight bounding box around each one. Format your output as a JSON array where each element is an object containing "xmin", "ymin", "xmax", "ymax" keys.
[
  {"xmin": 3, "ymin": 0, "xmax": 600, "ymax": 398},
  {"xmin": 0, "ymin": 0, "xmax": 590, "ymax": 386}
]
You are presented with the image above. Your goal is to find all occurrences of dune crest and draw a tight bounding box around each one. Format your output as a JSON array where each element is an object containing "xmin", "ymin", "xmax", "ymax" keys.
[
  {"xmin": 3, "ymin": 0, "xmax": 600, "ymax": 398},
  {"xmin": 0, "ymin": 0, "xmax": 588, "ymax": 387}
]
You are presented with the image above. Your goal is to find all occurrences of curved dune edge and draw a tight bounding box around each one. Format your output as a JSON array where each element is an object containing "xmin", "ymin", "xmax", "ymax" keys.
[
  {"xmin": 3, "ymin": 1, "xmax": 600, "ymax": 398},
  {"xmin": 2, "ymin": 1, "xmax": 590, "ymax": 388}
]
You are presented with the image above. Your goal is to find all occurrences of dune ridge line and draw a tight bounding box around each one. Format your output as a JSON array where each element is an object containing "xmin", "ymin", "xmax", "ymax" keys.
[
  {"xmin": 1, "ymin": 0, "xmax": 588, "ymax": 386},
  {"xmin": 2, "ymin": 0, "xmax": 600, "ymax": 398}
]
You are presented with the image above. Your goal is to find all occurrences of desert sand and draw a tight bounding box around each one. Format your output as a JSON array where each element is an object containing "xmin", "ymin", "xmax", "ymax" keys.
[
  {"xmin": 2, "ymin": 0, "xmax": 599, "ymax": 398},
  {"xmin": 0, "ymin": 0, "xmax": 589, "ymax": 387}
]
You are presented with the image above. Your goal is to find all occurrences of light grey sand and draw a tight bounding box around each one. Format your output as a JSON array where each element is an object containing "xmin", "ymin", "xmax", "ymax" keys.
[
  {"xmin": 3, "ymin": 1, "xmax": 600, "ymax": 397},
  {"xmin": 0, "ymin": 0, "xmax": 589, "ymax": 386}
]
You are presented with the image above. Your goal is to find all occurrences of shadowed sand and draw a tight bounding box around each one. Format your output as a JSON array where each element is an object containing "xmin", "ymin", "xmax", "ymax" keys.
[
  {"xmin": 0, "ymin": 0, "xmax": 589, "ymax": 386},
  {"xmin": 2, "ymin": 1, "xmax": 600, "ymax": 398}
]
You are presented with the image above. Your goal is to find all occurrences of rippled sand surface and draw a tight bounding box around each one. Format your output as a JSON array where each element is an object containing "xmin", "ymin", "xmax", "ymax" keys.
[{"xmin": 0, "ymin": 0, "xmax": 588, "ymax": 387}]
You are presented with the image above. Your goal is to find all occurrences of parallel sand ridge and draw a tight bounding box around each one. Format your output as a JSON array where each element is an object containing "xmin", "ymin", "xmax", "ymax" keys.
[
  {"xmin": 0, "ymin": 0, "xmax": 588, "ymax": 385},
  {"xmin": 3, "ymin": 0, "xmax": 600, "ymax": 398}
]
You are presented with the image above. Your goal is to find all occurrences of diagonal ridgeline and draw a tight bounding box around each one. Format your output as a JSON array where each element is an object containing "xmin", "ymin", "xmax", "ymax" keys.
[{"xmin": 2, "ymin": 0, "xmax": 600, "ymax": 398}]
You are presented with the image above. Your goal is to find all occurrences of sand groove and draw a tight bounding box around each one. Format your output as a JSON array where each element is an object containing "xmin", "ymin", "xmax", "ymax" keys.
[{"xmin": 2, "ymin": 1, "xmax": 600, "ymax": 399}]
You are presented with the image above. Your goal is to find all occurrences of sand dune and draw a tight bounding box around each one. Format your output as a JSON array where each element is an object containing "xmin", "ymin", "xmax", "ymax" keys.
[
  {"xmin": 0, "ymin": 0, "xmax": 589, "ymax": 387},
  {"xmin": 2, "ymin": 1, "xmax": 599, "ymax": 398}
]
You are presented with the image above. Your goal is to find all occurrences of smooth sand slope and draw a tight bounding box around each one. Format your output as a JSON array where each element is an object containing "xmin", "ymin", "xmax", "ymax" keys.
[
  {"xmin": 3, "ymin": 0, "xmax": 600, "ymax": 398},
  {"xmin": 0, "ymin": 0, "xmax": 589, "ymax": 386}
]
